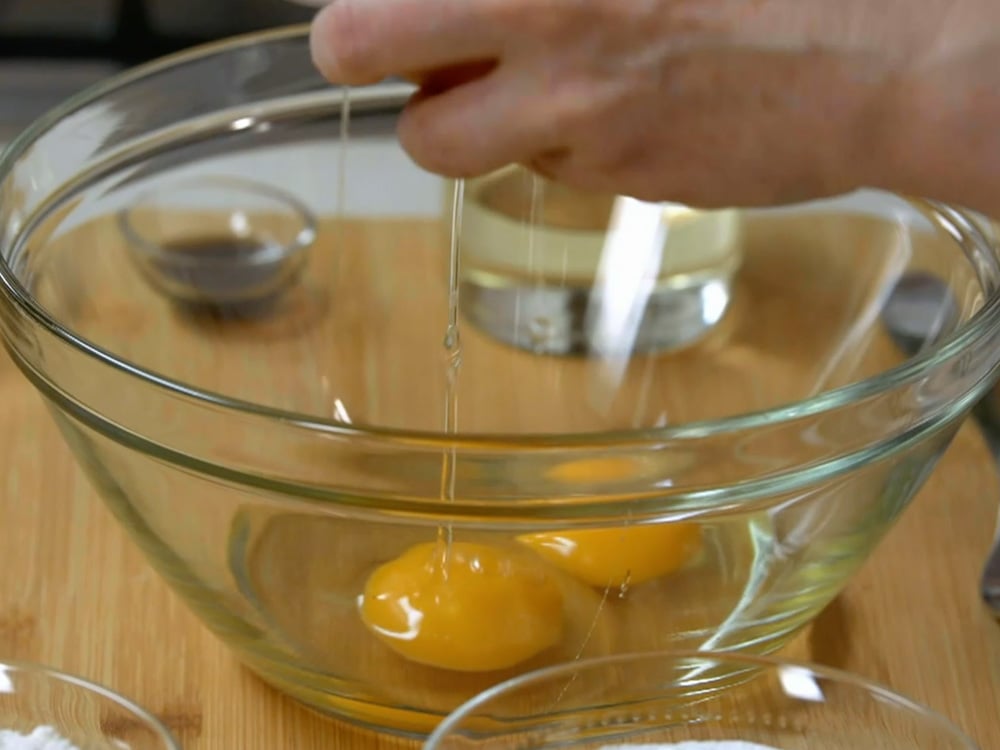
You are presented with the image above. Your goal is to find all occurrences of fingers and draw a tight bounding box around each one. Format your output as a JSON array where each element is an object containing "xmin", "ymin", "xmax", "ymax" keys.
[
  {"xmin": 310, "ymin": 0, "xmax": 508, "ymax": 85},
  {"xmin": 398, "ymin": 68, "xmax": 556, "ymax": 177}
]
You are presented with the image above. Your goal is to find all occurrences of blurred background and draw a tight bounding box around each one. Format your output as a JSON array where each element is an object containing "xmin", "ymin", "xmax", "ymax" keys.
[{"xmin": 0, "ymin": 0, "xmax": 316, "ymax": 147}]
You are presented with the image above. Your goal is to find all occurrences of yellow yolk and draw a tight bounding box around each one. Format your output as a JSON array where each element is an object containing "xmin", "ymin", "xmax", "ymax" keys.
[
  {"xmin": 359, "ymin": 541, "xmax": 564, "ymax": 672},
  {"xmin": 546, "ymin": 456, "xmax": 638, "ymax": 484},
  {"xmin": 518, "ymin": 523, "xmax": 702, "ymax": 589}
]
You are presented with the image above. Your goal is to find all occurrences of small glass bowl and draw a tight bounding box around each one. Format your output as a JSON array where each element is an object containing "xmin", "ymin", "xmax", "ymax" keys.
[
  {"xmin": 424, "ymin": 651, "xmax": 979, "ymax": 749},
  {"xmin": 118, "ymin": 175, "xmax": 317, "ymax": 310},
  {"xmin": 0, "ymin": 661, "xmax": 180, "ymax": 749}
]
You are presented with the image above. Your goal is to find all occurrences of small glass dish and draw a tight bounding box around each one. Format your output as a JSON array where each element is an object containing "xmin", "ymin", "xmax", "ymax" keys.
[
  {"xmin": 118, "ymin": 175, "xmax": 317, "ymax": 310},
  {"xmin": 0, "ymin": 661, "xmax": 180, "ymax": 749},
  {"xmin": 424, "ymin": 651, "xmax": 979, "ymax": 749}
]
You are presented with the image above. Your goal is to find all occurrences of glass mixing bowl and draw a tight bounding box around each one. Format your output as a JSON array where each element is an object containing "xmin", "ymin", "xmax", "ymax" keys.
[
  {"xmin": 1, "ymin": 26, "xmax": 1000, "ymax": 737},
  {"xmin": 423, "ymin": 651, "xmax": 979, "ymax": 749}
]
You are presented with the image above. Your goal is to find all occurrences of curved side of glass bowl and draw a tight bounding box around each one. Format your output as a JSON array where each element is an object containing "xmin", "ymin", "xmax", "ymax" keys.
[
  {"xmin": 0, "ymin": 286, "xmax": 994, "ymax": 522},
  {"xmin": 0, "ymin": 29, "xmax": 1000, "ymax": 522},
  {"xmin": 422, "ymin": 650, "xmax": 980, "ymax": 750},
  {"xmin": 0, "ymin": 661, "xmax": 181, "ymax": 750}
]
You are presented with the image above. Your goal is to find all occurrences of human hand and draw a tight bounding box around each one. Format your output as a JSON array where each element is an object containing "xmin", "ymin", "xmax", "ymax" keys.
[{"xmin": 310, "ymin": 0, "xmax": 1000, "ymax": 212}]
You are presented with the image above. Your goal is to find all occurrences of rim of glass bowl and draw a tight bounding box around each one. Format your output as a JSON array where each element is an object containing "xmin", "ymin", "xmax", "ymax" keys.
[
  {"xmin": 0, "ymin": 660, "xmax": 181, "ymax": 749},
  {"xmin": 423, "ymin": 649, "xmax": 980, "ymax": 749},
  {"xmin": 0, "ymin": 29, "xmax": 999, "ymax": 462}
]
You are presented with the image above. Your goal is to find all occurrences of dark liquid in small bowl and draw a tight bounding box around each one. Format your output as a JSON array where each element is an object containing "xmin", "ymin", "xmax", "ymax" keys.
[{"xmin": 138, "ymin": 235, "xmax": 304, "ymax": 317}]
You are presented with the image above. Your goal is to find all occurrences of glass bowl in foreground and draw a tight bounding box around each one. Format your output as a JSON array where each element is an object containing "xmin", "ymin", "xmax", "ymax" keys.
[
  {"xmin": 0, "ymin": 661, "xmax": 179, "ymax": 750},
  {"xmin": 424, "ymin": 651, "xmax": 979, "ymax": 749},
  {"xmin": 2, "ymin": 26, "xmax": 1000, "ymax": 736}
]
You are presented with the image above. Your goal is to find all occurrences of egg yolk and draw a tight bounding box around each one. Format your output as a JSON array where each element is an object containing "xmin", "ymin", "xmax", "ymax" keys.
[
  {"xmin": 359, "ymin": 541, "xmax": 564, "ymax": 672},
  {"xmin": 546, "ymin": 456, "xmax": 638, "ymax": 484},
  {"xmin": 518, "ymin": 523, "xmax": 702, "ymax": 589}
]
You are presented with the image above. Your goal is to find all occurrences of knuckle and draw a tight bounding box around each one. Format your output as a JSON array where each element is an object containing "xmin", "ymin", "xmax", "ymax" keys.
[
  {"xmin": 489, "ymin": 0, "xmax": 537, "ymax": 29},
  {"xmin": 514, "ymin": 0, "xmax": 623, "ymax": 42}
]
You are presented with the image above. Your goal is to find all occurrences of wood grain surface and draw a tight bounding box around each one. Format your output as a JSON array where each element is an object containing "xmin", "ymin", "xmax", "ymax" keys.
[{"xmin": 0, "ymin": 213, "xmax": 997, "ymax": 749}]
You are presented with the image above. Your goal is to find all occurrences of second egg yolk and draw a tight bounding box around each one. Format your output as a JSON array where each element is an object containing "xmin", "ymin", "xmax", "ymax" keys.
[
  {"xmin": 546, "ymin": 456, "xmax": 639, "ymax": 484},
  {"xmin": 359, "ymin": 541, "xmax": 564, "ymax": 673},
  {"xmin": 518, "ymin": 523, "xmax": 702, "ymax": 589}
]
